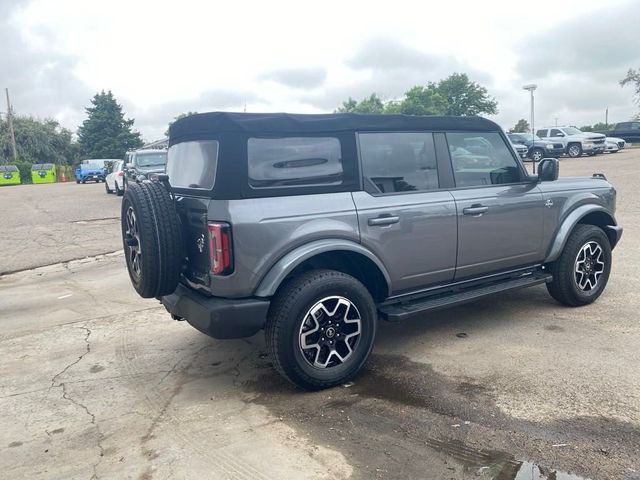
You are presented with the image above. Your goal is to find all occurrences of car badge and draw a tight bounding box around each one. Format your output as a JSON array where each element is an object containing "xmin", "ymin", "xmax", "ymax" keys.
[{"xmin": 196, "ymin": 234, "xmax": 205, "ymax": 253}]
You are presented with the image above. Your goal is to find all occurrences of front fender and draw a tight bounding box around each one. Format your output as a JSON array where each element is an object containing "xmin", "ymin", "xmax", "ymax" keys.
[
  {"xmin": 254, "ymin": 239, "xmax": 391, "ymax": 298},
  {"xmin": 545, "ymin": 205, "xmax": 617, "ymax": 262}
]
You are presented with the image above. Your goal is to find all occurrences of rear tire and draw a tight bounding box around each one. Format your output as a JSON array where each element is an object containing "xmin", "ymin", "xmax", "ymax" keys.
[
  {"xmin": 266, "ymin": 269, "xmax": 377, "ymax": 390},
  {"xmin": 546, "ymin": 224, "xmax": 612, "ymax": 306},
  {"xmin": 115, "ymin": 181, "xmax": 123, "ymax": 196},
  {"xmin": 105, "ymin": 181, "xmax": 113, "ymax": 194},
  {"xmin": 121, "ymin": 182, "xmax": 183, "ymax": 298}
]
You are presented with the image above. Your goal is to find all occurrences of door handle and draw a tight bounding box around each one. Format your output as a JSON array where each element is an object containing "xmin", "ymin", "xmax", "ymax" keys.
[
  {"xmin": 463, "ymin": 205, "xmax": 489, "ymax": 216},
  {"xmin": 368, "ymin": 215, "xmax": 400, "ymax": 226}
]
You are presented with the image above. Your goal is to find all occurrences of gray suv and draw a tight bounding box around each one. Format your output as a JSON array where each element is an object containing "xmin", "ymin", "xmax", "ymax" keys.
[{"xmin": 121, "ymin": 112, "xmax": 622, "ymax": 390}]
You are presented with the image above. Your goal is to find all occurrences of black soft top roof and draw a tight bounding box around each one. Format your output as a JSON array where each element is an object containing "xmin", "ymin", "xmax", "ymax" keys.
[
  {"xmin": 169, "ymin": 112, "xmax": 500, "ymax": 144},
  {"xmin": 0, "ymin": 165, "xmax": 18, "ymax": 172}
]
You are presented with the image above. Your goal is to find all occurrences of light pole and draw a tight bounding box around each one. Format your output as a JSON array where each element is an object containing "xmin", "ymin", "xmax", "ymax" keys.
[{"xmin": 523, "ymin": 84, "xmax": 537, "ymax": 173}]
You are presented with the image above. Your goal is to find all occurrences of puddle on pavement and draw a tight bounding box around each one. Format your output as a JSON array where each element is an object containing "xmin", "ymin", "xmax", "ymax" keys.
[{"xmin": 426, "ymin": 437, "xmax": 588, "ymax": 480}]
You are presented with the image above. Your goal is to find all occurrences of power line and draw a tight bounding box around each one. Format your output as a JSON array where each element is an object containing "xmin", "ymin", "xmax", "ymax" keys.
[{"xmin": 5, "ymin": 88, "xmax": 18, "ymax": 164}]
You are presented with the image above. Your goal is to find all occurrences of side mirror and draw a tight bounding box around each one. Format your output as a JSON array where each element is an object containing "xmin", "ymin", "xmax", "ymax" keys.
[{"xmin": 538, "ymin": 158, "xmax": 559, "ymax": 182}]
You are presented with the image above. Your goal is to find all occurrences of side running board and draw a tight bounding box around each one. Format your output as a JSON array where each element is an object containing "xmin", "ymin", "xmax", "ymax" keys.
[{"xmin": 379, "ymin": 272, "xmax": 552, "ymax": 322}]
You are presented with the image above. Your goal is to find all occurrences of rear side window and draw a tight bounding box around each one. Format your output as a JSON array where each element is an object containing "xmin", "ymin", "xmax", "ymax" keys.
[
  {"xmin": 167, "ymin": 140, "xmax": 219, "ymax": 189},
  {"xmin": 446, "ymin": 132, "xmax": 522, "ymax": 187},
  {"xmin": 248, "ymin": 137, "xmax": 343, "ymax": 188},
  {"xmin": 536, "ymin": 129, "xmax": 547, "ymax": 137},
  {"xmin": 359, "ymin": 132, "xmax": 439, "ymax": 193}
]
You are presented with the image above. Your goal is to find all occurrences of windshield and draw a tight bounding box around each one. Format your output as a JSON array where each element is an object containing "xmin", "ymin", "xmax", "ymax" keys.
[
  {"xmin": 136, "ymin": 152, "xmax": 167, "ymax": 167},
  {"xmin": 563, "ymin": 127, "xmax": 582, "ymax": 135}
]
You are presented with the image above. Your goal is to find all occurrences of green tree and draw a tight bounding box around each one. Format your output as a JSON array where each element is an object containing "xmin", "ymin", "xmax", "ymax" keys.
[
  {"xmin": 165, "ymin": 111, "xmax": 198, "ymax": 137},
  {"xmin": 511, "ymin": 119, "xmax": 530, "ymax": 133},
  {"xmin": 397, "ymin": 85, "xmax": 446, "ymax": 116},
  {"xmin": 436, "ymin": 73, "xmax": 498, "ymax": 116},
  {"xmin": 336, "ymin": 94, "xmax": 387, "ymax": 114},
  {"xmin": 620, "ymin": 68, "xmax": 640, "ymax": 104},
  {"xmin": 580, "ymin": 125, "xmax": 593, "ymax": 132},
  {"xmin": 336, "ymin": 73, "xmax": 498, "ymax": 117},
  {"xmin": 77, "ymin": 90, "xmax": 143, "ymax": 159}
]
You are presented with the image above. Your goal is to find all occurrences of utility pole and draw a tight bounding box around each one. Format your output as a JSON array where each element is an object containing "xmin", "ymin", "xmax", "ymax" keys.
[
  {"xmin": 605, "ymin": 107, "xmax": 608, "ymax": 127},
  {"xmin": 5, "ymin": 88, "xmax": 18, "ymax": 163}
]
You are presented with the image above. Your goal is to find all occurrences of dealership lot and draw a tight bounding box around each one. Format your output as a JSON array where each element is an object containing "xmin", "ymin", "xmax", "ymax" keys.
[{"xmin": 0, "ymin": 150, "xmax": 638, "ymax": 479}]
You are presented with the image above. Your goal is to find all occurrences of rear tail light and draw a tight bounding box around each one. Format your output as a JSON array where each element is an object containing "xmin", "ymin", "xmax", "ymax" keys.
[
  {"xmin": 207, "ymin": 222, "xmax": 233, "ymax": 275},
  {"xmin": 117, "ymin": 171, "xmax": 124, "ymax": 177}
]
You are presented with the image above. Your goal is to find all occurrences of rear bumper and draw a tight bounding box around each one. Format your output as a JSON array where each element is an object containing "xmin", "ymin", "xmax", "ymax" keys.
[{"xmin": 161, "ymin": 284, "xmax": 270, "ymax": 339}]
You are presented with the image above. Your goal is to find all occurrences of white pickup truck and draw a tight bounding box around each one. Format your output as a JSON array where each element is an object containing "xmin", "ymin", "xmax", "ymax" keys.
[{"xmin": 536, "ymin": 126, "xmax": 606, "ymax": 157}]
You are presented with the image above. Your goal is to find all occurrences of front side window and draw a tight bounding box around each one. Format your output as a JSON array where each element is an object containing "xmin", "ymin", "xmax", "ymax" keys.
[
  {"xmin": 359, "ymin": 132, "xmax": 438, "ymax": 193},
  {"xmin": 167, "ymin": 140, "xmax": 219, "ymax": 189},
  {"xmin": 550, "ymin": 129, "xmax": 564, "ymax": 137},
  {"xmin": 248, "ymin": 137, "xmax": 343, "ymax": 188},
  {"xmin": 630, "ymin": 122, "xmax": 640, "ymax": 130},
  {"xmin": 447, "ymin": 132, "xmax": 522, "ymax": 187}
]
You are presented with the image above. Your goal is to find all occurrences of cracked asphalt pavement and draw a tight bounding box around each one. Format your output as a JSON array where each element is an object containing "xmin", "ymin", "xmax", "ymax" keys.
[{"xmin": 0, "ymin": 150, "xmax": 639, "ymax": 479}]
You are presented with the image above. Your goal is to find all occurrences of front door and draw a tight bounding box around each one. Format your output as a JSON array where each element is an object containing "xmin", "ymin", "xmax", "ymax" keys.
[
  {"xmin": 353, "ymin": 132, "xmax": 457, "ymax": 294},
  {"xmin": 445, "ymin": 131, "xmax": 544, "ymax": 280}
]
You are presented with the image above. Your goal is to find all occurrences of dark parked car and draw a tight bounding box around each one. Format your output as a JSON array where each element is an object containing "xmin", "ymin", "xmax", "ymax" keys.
[
  {"xmin": 507, "ymin": 133, "xmax": 564, "ymax": 161},
  {"xmin": 123, "ymin": 149, "xmax": 167, "ymax": 186},
  {"xmin": 120, "ymin": 112, "xmax": 622, "ymax": 390},
  {"xmin": 595, "ymin": 121, "xmax": 640, "ymax": 144}
]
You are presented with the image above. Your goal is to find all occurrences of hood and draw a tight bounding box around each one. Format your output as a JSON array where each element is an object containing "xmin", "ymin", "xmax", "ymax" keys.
[
  {"xmin": 574, "ymin": 132, "xmax": 605, "ymax": 140},
  {"xmin": 606, "ymin": 136, "xmax": 624, "ymax": 142},
  {"xmin": 137, "ymin": 166, "xmax": 166, "ymax": 174}
]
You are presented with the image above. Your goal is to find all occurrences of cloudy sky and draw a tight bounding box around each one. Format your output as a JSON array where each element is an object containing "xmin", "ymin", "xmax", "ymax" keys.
[{"xmin": 2, "ymin": 0, "xmax": 639, "ymax": 141}]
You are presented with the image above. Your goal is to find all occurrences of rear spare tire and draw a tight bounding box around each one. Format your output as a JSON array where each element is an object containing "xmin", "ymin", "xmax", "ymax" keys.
[{"xmin": 121, "ymin": 181, "xmax": 183, "ymax": 298}]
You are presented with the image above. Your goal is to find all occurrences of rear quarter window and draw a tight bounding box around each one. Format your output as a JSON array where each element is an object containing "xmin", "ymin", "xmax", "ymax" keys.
[
  {"xmin": 248, "ymin": 137, "xmax": 343, "ymax": 189},
  {"xmin": 167, "ymin": 140, "xmax": 219, "ymax": 189}
]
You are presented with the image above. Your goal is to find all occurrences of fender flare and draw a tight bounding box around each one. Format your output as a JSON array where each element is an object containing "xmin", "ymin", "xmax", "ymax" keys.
[
  {"xmin": 254, "ymin": 239, "xmax": 392, "ymax": 298},
  {"xmin": 545, "ymin": 205, "xmax": 617, "ymax": 262}
]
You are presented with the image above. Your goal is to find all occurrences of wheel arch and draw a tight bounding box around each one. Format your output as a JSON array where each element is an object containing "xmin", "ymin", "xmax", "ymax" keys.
[
  {"xmin": 254, "ymin": 239, "xmax": 391, "ymax": 301},
  {"xmin": 545, "ymin": 206, "xmax": 619, "ymax": 262}
]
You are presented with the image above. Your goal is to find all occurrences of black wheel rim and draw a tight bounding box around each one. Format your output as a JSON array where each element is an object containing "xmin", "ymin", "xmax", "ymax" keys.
[
  {"xmin": 574, "ymin": 241, "xmax": 605, "ymax": 292},
  {"xmin": 298, "ymin": 296, "xmax": 362, "ymax": 369},
  {"xmin": 125, "ymin": 206, "xmax": 142, "ymax": 279}
]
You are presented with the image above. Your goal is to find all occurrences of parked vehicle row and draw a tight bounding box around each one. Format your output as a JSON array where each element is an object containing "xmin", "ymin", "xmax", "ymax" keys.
[{"xmin": 509, "ymin": 124, "xmax": 628, "ymax": 161}]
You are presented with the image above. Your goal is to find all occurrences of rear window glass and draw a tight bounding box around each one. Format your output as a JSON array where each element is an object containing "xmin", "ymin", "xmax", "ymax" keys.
[
  {"xmin": 167, "ymin": 140, "xmax": 219, "ymax": 189},
  {"xmin": 248, "ymin": 137, "xmax": 343, "ymax": 188}
]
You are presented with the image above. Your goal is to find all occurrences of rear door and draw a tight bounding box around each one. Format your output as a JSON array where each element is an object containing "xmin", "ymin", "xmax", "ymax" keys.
[
  {"xmin": 352, "ymin": 131, "xmax": 457, "ymax": 294},
  {"xmin": 445, "ymin": 131, "xmax": 544, "ymax": 280}
]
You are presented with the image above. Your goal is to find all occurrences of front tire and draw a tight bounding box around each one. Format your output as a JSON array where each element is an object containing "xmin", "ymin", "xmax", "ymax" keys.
[
  {"xmin": 567, "ymin": 143, "xmax": 582, "ymax": 158},
  {"xmin": 266, "ymin": 270, "xmax": 377, "ymax": 390},
  {"xmin": 546, "ymin": 224, "xmax": 612, "ymax": 306},
  {"xmin": 530, "ymin": 148, "xmax": 544, "ymax": 162}
]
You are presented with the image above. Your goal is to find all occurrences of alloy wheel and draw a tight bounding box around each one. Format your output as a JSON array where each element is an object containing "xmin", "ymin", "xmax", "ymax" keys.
[
  {"xmin": 298, "ymin": 296, "xmax": 362, "ymax": 368},
  {"xmin": 124, "ymin": 206, "xmax": 142, "ymax": 279},
  {"xmin": 574, "ymin": 241, "xmax": 605, "ymax": 292}
]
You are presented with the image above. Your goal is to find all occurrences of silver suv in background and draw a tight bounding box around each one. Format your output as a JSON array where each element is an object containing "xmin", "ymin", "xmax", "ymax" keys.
[{"xmin": 537, "ymin": 126, "xmax": 605, "ymax": 157}]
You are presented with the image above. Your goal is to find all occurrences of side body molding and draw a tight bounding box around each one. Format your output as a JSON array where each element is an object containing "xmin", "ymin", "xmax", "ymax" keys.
[
  {"xmin": 254, "ymin": 239, "xmax": 392, "ymax": 298},
  {"xmin": 545, "ymin": 205, "xmax": 618, "ymax": 262}
]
